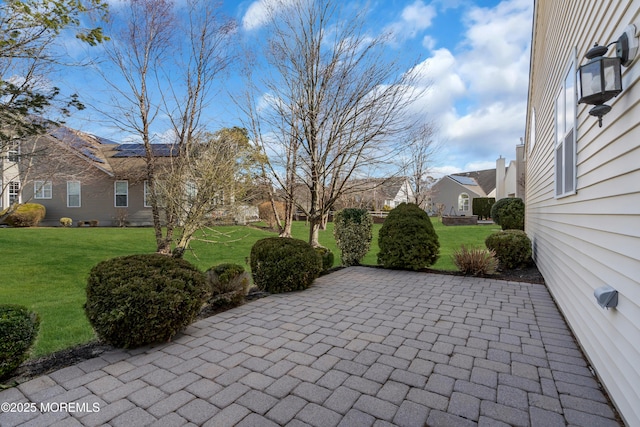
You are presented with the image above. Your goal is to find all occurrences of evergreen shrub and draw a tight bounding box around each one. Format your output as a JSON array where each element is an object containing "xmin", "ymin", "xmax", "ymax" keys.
[
  {"xmin": 377, "ymin": 203, "xmax": 439, "ymax": 270},
  {"xmin": 206, "ymin": 263, "xmax": 250, "ymax": 307},
  {"xmin": 60, "ymin": 217, "xmax": 73, "ymax": 227},
  {"xmin": 250, "ymin": 237, "xmax": 322, "ymax": 293},
  {"xmin": 314, "ymin": 246, "xmax": 335, "ymax": 272},
  {"xmin": 485, "ymin": 230, "xmax": 532, "ymax": 269},
  {"xmin": 3, "ymin": 203, "xmax": 46, "ymax": 227},
  {"xmin": 472, "ymin": 197, "xmax": 495, "ymax": 220},
  {"xmin": 333, "ymin": 208, "xmax": 373, "ymax": 266},
  {"xmin": 491, "ymin": 197, "xmax": 525, "ymax": 230},
  {"xmin": 84, "ymin": 254, "xmax": 208, "ymax": 348},
  {"xmin": 0, "ymin": 305, "xmax": 40, "ymax": 380}
]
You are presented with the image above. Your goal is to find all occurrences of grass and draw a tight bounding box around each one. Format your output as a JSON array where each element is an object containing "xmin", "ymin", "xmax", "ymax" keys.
[{"xmin": 0, "ymin": 219, "xmax": 499, "ymax": 357}]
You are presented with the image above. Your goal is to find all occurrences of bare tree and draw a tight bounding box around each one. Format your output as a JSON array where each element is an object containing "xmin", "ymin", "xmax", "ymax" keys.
[
  {"xmin": 98, "ymin": 0, "xmax": 236, "ymax": 257},
  {"xmin": 244, "ymin": 0, "xmax": 426, "ymax": 246},
  {"xmin": 402, "ymin": 122, "xmax": 439, "ymax": 209}
]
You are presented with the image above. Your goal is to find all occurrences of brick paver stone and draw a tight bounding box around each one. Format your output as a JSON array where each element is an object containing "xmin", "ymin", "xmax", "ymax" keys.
[{"xmin": 0, "ymin": 268, "xmax": 622, "ymax": 427}]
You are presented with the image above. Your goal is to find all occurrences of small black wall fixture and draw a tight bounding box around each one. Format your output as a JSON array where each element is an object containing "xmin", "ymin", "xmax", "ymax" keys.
[{"xmin": 578, "ymin": 25, "xmax": 638, "ymax": 127}]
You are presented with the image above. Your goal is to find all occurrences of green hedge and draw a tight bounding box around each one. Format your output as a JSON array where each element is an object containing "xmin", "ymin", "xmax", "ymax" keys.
[
  {"xmin": 85, "ymin": 254, "xmax": 208, "ymax": 348},
  {"xmin": 250, "ymin": 237, "xmax": 322, "ymax": 293},
  {"xmin": 0, "ymin": 304, "xmax": 40, "ymax": 380},
  {"xmin": 377, "ymin": 203, "xmax": 439, "ymax": 270},
  {"xmin": 472, "ymin": 197, "xmax": 495, "ymax": 220}
]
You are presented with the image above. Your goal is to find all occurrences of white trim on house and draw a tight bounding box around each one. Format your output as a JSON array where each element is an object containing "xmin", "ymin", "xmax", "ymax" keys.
[{"xmin": 114, "ymin": 180, "xmax": 128, "ymax": 208}]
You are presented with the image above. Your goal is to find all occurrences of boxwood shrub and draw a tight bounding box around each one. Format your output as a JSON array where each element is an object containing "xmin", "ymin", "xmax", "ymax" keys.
[
  {"xmin": 2, "ymin": 203, "xmax": 46, "ymax": 227},
  {"xmin": 0, "ymin": 304, "xmax": 40, "ymax": 380},
  {"xmin": 206, "ymin": 263, "xmax": 250, "ymax": 307},
  {"xmin": 485, "ymin": 230, "xmax": 532, "ymax": 269},
  {"xmin": 491, "ymin": 197, "xmax": 525, "ymax": 230},
  {"xmin": 250, "ymin": 237, "xmax": 322, "ymax": 293},
  {"xmin": 333, "ymin": 208, "xmax": 373, "ymax": 266},
  {"xmin": 314, "ymin": 246, "xmax": 335, "ymax": 272},
  {"xmin": 84, "ymin": 254, "xmax": 208, "ymax": 348},
  {"xmin": 377, "ymin": 203, "xmax": 439, "ymax": 270}
]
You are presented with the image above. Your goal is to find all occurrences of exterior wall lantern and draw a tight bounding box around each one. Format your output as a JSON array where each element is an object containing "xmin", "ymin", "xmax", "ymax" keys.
[{"xmin": 578, "ymin": 25, "xmax": 638, "ymax": 127}]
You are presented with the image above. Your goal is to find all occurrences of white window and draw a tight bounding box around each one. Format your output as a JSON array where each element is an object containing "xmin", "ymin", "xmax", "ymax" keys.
[
  {"xmin": 7, "ymin": 141, "xmax": 19, "ymax": 162},
  {"xmin": 9, "ymin": 181, "xmax": 20, "ymax": 205},
  {"xmin": 555, "ymin": 55, "xmax": 577, "ymax": 197},
  {"xmin": 458, "ymin": 193, "xmax": 470, "ymax": 212},
  {"xmin": 34, "ymin": 181, "xmax": 52, "ymax": 199},
  {"xmin": 144, "ymin": 180, "xmax": 151, "ymax": 207},
  {"xmin": 67, "ymin": 181, "xmax": 81, "ymax": 207},
  {"xmin": 115, "ymin": 181, "xmax": 128, "ymax": 207},
  {"xmin": 186, "ymin": 181, "xmax": 197, "ymax": 202}
]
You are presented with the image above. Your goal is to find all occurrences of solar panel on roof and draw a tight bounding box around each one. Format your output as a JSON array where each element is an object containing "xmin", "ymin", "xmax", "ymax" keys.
[
  {"xmin": 451, "ymin": 175, "xmax": 478, "ymax": 186},
  {"xmin": 80, "ymin": 147, "xmax": 105, "ymax": 164},
  {"xmin": 112, "ymin": 143, "xmax": 177, "ymax": 157}
]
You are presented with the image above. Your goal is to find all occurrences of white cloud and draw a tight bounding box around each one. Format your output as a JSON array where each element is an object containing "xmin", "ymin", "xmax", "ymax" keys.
[
  {"xmin": 385, "ymin": 0, "xmax": 437, "ymax": 44},
  {"xmin": 242, "ymin": 0, "xmax": 297, "ymax": 31},
  {"xmin": 410, "ymin": 0, "xmax": 532, "ymax": 174}
]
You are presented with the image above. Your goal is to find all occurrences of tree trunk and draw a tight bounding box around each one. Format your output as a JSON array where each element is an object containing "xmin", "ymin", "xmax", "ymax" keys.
[{"xmin": 308, "ymin": 215, "xmax": 321, "ymax": 247}]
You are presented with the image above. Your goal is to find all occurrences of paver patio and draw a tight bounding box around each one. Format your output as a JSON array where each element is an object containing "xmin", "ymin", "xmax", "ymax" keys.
[{"xmin": 0, "ymin": 267, "xmax": 622, "ymax": 426}]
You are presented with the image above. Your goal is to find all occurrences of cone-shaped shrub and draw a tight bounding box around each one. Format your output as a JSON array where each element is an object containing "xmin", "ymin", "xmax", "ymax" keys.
[
  {"xmin": 377, "ymin": 203, "xmax": 439, "ymax": 270},
  {"xmin": 333, "ymin": 208, "xmax": 373, "ymax": 266}
]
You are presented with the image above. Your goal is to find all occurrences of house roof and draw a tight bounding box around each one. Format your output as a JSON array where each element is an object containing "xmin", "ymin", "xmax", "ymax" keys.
[
  {"xmin": 451, "ymin": 169, "xmax": 496, "ymax": 195},
  {"xmin": 348, "ymin": 177, "xmax": 411, "ymax": 199},
  {"xmin": 47, "ymin": 125, "xmax": 176, "ymax": 181}
]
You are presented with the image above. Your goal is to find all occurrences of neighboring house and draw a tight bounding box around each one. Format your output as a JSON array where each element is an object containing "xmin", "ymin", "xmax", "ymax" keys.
[
  {"xmin": 3, "ymin": 125, "xmax": 245, "ymax": 226},
  {"xmin": 430, "ymin": 145, "xmax": 526, "ymax": 216},
  {"xmin": 336, "ymin": 177, "xmax": 415, "ymax": 211},
  {"xmin": 14, "ymin": 127, "xmax": 167, "ymax": 226},
  {"xmin": 0, "ymin": 140, "xmax": 22, "ymax": 209},
  {"xmin": 526, "ymin": 2, "xmax": 640, "ymax": 425},
  {"xmin": 496, "ymin": 143, "xmax": 526, "ymax": 200},
  {"xmin": 429, "ymin": 169, "xmax": 496, "ymax": 216}
]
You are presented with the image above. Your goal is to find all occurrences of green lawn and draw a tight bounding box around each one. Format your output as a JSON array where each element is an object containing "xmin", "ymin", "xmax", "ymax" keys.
[{"xmin": 0, "ymin": 219, "xmax": 499, "ymax": 357}]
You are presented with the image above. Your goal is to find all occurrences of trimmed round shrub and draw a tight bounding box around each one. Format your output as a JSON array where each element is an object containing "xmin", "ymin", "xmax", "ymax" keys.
[
  {"xmin": 85, "ymin": 254, "xmax": 208, "ymax": 348},
  {"xmin": 60, "ymin": 217, "xmax": 73, "ymax": 227},
  {"xmin": 377, "ymin": 203, "xmax": 439, "ymax": 270},
  {"xmin": 491, "ymin": 197, "xmax": 525, "ymax": 230},
  {"xmin": 258, "ymin": 201, "xmax": 285, "ymax": 229},
  {"xmin": 333, "ymin": 208, "xmax": 373, "ymax": 266},
  {"xmin": 485, "ymin": 230, "xmax": 532, "ymax": 269},
  {"xmin": 250, "ymin": 237, "xmax": 322, "ymax": 293},
  {"xmin": 3, "ymin": 203, "xmax": 46, "ymax": 227},
  {"xmin": 0, "ymin": 305, "xmax": 40, "ymax": 380},
  {"xmin": 206, "ymin": 263, "xmax": 250, "ymax": 307},
  {"xmin": 314, "ymin": 246, "xmax": 335, "ymax": 272}
]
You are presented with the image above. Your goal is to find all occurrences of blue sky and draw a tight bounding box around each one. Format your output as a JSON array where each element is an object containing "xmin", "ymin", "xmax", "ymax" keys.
[{"xmin": 58, "ymin": 0, "xmax": 533, "ymax": 178}]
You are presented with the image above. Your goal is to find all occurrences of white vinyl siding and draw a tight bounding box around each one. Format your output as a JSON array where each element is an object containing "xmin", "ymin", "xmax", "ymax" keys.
[
  {"xmin": 115, "ymin": 181, "xmax": 128, "ymax": 207},
  {"xmin": 526, "ymin": 1, "xmax": 640, "ymax": 425},
  {"xmin": 34, "ymin": 181, "xmax": 52, "ymax": 199},
  {"xmin": 67, "ymin": 181, "xmax": 81, "ymax": 207}
]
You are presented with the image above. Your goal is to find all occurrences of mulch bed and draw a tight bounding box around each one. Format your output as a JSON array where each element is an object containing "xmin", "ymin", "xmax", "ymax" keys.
[{"xmin": 1, "ymin": 264, "xmax": 544, "ymax": 387}]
